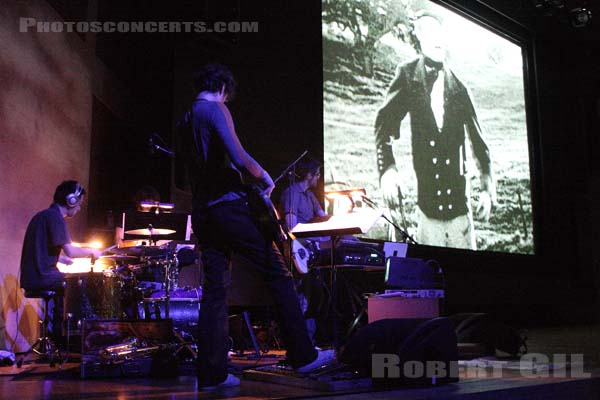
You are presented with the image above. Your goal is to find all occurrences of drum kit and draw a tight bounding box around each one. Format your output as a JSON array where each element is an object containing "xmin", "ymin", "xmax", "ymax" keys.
[{"xmin": 63, "ymin": 226, "xmax": 200, "ymax": 346}]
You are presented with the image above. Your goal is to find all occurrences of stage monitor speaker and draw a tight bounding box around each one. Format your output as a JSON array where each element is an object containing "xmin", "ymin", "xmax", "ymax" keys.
[
  {"xmin": 339, "ymin": 317, "xmax": 458, "ymax": 387},
  {"xmin": 449, "ymin": 313, "xmax": 527, "ymax": 357}
]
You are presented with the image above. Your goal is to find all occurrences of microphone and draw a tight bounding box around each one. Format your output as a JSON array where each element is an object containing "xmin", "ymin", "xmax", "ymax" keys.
[{"xmin": 147, "ymin": 133, "xmax": 175, "ymax": 157}]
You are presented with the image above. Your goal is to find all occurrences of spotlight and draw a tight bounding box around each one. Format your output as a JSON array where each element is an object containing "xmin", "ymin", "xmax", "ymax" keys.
[{"xmin": 570, "ymin": 7, "xmax": 592, "ymax": 28}]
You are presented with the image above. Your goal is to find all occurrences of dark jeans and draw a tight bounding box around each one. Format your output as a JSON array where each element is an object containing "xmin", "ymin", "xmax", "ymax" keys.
[{"xmin": 193, "ymin": 199, "xmax": 317, "ymax": 385}]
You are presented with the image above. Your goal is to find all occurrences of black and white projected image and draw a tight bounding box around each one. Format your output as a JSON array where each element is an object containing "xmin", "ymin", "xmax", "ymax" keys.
[{"xmin": 322, "ymin": 0, "xmax": 534, "ymax": 254}]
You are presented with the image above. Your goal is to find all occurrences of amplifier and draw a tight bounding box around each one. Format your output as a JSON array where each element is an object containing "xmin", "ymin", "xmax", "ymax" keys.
[
  {"xmin": 316, "ymin": 242, "xmax": 385, "ymax": 267},
  {"xmin": 368, "ymin": 295, "xmax": 439, "ymax": 323}
]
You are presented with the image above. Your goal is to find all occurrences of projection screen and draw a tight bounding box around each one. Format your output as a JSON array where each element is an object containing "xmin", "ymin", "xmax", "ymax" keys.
[{"xmin": 322, "ymin": 0, "xmax": 534, "ymax": 254}]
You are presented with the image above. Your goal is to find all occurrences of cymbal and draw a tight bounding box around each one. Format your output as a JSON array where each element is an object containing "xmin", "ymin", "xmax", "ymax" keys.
[
  {"xmin": 125, "ymin": 228, "xmax": 176, "ymax": 236},
  {"xmin": 111, "ymin": 245, "xmax": 168, "ymax": 257}
]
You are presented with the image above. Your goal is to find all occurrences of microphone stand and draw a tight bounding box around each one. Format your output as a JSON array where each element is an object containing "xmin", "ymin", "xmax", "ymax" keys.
[
  {"xmin": 273, "ymin": 150, "xmax": 308, "ymax": 185},
  {"xmin": 361, "ymin": 195, "xmax": 419, "ymax": 245},
  {"xmin": 149, "ymin": 133, "xmax": 175, "ymax": 157}
]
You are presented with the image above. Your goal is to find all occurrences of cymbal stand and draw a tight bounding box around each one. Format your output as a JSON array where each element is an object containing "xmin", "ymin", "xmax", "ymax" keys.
[
  {"xmin": 147, "ymin": 224, "xmax": 157, "ymax": 246},
  {"xmin": 161, "ymin": 252, "xmax": 197, "ymax": 359},
  {"xmin": 161, "ymin": 252, "xmax": 178, "ymax": 319}
]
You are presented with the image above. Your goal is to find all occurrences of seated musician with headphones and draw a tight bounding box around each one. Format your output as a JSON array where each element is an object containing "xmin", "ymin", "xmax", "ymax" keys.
[{"xmin": 20, "ymin": 180, "xmax": 103, "ymax": 342}]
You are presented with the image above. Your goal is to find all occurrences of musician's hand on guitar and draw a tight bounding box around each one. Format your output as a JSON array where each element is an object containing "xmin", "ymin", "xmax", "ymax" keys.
[
  {"xmin": 380, "ymin": 168, "xmax": 403, "ymax": 210},
  {"xmin": 260, "ymin": 169, "xmax": 275, "ymax": 197}
]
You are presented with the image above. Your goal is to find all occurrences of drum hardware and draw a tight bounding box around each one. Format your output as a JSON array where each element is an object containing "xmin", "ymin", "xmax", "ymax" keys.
[
  {"xmin": 157, "ymin": 251, "xmax": 179, "ymax": 318},
  {"xmin": 133, "ymin": 250, "xmax": 180, "ymax": 292},
  {"xmin": 79, "ymin": 242, "xmax": 197, "ymax": 360},
  {"xmin": 139, "ymin": 249, "xmax": 197, "ymax": 358},
  {"xmin": 111, "ymin": 245, "xmax": 168, "ymax": 258},
  {"xmin": 137, "ymin": 280, "xmax": 163, "ymax": 295},
  {"xmin": 138, "ymin": 289, "xmax": 200, "ymax": 359},
  {"xmin": 99, "ymin": 254, "xmax": 140, "ymax": 263},
  {"xmin": 126, "ymin": 263, "xmax": 150, "ymax": 272}
]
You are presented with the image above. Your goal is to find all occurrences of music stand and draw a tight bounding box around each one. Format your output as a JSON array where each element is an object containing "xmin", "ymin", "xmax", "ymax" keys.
[{"xmin": 291, "ymin": 208, "xmax": 382, "ymax": 351}]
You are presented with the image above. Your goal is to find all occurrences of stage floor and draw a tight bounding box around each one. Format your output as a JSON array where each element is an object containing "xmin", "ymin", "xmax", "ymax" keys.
[{"xmin": 1, "ymin": 324, "xmax": 600, "ymax": 400}]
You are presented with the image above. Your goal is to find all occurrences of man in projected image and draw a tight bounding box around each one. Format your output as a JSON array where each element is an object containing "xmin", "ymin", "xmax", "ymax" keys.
[{"xmin": 374, "ymin": 10, "xmax": 496, "ymax": 250}]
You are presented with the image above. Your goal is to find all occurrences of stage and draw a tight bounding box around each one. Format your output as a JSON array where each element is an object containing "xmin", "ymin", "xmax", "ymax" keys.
[{"xmin": 1, "ymin": 324, "xmax": 599, "ymax": 400}]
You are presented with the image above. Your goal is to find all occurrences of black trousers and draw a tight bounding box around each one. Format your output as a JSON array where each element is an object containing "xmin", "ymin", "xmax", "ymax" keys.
[{"xmin": 193, "ymin": 198, "xmax": 317, "ymax": 386}]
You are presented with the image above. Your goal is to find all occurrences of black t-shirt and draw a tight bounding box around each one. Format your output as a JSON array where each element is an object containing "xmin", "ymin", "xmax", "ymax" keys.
[
  {"xmin": 20, "ymin": 204, "xmax": 70, "ymax": 290},
  {"xmin": 176, "ymin": 100, "xmax": 244, "ymax": 208}
]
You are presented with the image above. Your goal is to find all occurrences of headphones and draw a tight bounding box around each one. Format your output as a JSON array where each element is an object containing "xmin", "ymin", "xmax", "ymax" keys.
[{"xmin": 66, "ymin": 182, "xmax": 83, "ymax": 208}]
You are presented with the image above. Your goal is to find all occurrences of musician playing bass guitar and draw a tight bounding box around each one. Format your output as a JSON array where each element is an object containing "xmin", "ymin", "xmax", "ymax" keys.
[
  {"xmin": 278, "ymin": 156, "xmax": 329, "ymax": 345},
  {"xmin": 278, "ymin": 157, "xmax": 328, "ymax": 231},
  {"xmin": 175, "ymin": 64, "xmax": 333, "ymax": 390}
]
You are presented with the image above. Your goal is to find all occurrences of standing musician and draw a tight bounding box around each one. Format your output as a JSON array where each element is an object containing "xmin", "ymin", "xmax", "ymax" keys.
[
  {"xmin": 20, "ymin": 180, "xmax": 103, "ymax": 342},
  {"xmin": 176, "ymin": 64, "xmax": 333, "ymax": 389}
]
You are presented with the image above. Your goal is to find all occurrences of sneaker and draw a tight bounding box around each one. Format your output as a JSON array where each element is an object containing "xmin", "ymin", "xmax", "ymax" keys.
[
  {"xmin": 199, "ymin": 373, "xmax": 240, "ymax": 390},
  {"xmin": 296, "ymin": 349, "xmax": 335, "ymax": 374}
]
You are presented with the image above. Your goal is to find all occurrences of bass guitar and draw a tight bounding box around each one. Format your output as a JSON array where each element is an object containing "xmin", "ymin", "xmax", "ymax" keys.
[{"xmin": 291, "ymin": 239, "xmax": 314, "ymax": 274}]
